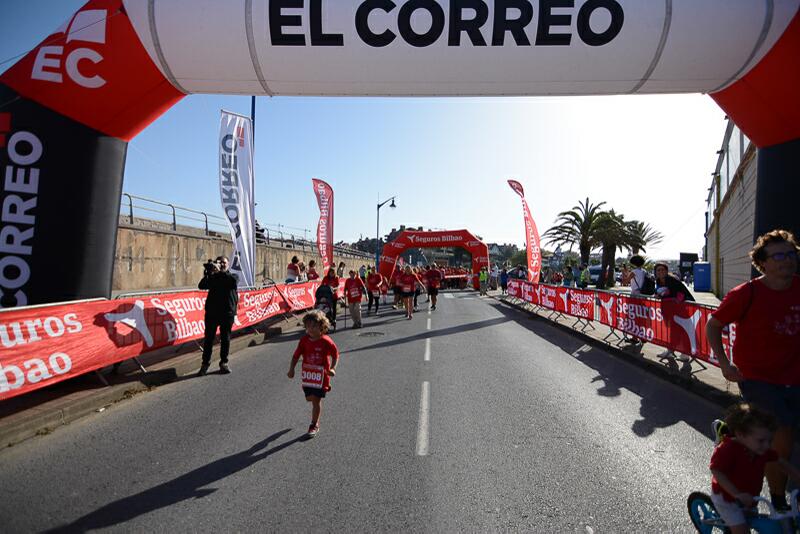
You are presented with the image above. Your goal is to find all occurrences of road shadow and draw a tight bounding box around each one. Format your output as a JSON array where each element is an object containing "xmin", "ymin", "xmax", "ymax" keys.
[
  {"xmin": 46, "ymin": 429, "xmax": 301, "ymax": 533},
  {"xmin": 486, "ymin": 300, "xmax": 722, "ymax": 439},
  {"xmin": 341, "ymin": 316, "xmax": 510, "ymax": 354}
]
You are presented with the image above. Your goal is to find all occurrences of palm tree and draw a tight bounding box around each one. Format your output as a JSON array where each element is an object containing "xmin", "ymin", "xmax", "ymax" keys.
[
  {"xmin": 627, "ymin": 221, "xmax": 664, "ymax": 255},
  {"xmin": 543, "ymin": 198, "xmax": 607, "ymax": 265},
  {"xmin": 593, "ymin": 210, "xmax": 636, "ymax": 289}
]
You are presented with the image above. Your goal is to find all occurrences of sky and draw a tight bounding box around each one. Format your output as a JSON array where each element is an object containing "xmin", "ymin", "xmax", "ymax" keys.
[{"xmin": 0, "ymin": 1, "xmax": 726, "ymax": 260}]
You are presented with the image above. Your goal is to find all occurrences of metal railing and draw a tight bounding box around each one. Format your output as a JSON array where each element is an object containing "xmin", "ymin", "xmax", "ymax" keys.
[{"xmin": 119, "ymin": 193, "xmax": 372, "ymax": 259}]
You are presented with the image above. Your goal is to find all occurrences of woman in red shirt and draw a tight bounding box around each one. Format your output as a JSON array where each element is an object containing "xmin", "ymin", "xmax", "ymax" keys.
[
  {"xmin": 707, "ymin": 229, "xmax": 800, "ymax": 510},
  {"xmin": 399, "ymin": 265, "xmax": 424, "ymax": 320},
  {"xmin": 307, "ymin": 260, "xmax": 320, "ymax": 281},
  {"xmin": 366, "ymin": 268, "xmax": 384, "ymax": 315}
]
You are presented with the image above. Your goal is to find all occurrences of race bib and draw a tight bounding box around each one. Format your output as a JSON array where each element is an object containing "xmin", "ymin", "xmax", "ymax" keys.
[
  {"xmin": 403, "ymin": 285, "xmax": 413, "ymax": 293},
  {"xmin": 349, "ymin": 288, "xmax": 361, "ymax": 298},
  {"xmin": 301, "ymin": 364, "xmax": 325, "ymax": 389},
  {"xmin": 372, "ymin": 290, "xmax": 380, "ymax": 298}
]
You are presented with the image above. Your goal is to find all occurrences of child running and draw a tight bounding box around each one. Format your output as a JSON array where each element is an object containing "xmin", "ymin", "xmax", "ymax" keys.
[
  {"xmin": 709, "ymin": 402, "xmax": 800, "ymax": 533},
  {"xmin": 287, "ymin": 311, "xmax": 339, "ymax": 438}
]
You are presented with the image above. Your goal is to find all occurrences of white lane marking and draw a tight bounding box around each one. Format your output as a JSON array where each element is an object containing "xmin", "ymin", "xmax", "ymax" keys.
[
  {"xmin": 424, "ymin": 338, "xmax": 431, "ymax": 362},
  {"xmin": 428, "ymin": 308, "xmax": 431, "ymax": 315},
  {"xmin": 416, "ymin": 381, "xmax": 430, "ymax": 456},
  {"xmin": 426, "ymin": 318, "xmax": 431, "ymax": 330},
  {"xmin": 444, "ymin": 294, "xmax": 454, "ymax": 299}
]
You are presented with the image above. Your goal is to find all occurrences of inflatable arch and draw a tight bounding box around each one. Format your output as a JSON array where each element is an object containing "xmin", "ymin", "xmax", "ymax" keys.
[
  {"xmin": 1, "ymin": 0, "xmax": 799, "ymax": 306},
  {"xmin": 378, "ymin": 229, "xmax": 489, "ymax": 290}
]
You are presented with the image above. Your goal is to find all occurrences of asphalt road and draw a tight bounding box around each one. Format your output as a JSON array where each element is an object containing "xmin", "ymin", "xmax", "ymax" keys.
[{"xmin": 0, "ymin": 290, "xmax": 723, "ymax": 532}]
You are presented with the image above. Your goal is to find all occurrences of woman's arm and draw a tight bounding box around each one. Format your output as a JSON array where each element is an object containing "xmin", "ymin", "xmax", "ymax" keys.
[{"xmin": 706, "ymin": 317, "xmax": 743, "ymax": 382}]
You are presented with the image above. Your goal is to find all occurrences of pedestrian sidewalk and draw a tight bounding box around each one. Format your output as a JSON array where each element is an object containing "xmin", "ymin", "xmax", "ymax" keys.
[
  {"xmin": 490, "ymin": 289, "xmax": 740, "ymax": 408},
  {"xmin": 0, "ymin": 314, "xmax": 302, "ymax": 448}
]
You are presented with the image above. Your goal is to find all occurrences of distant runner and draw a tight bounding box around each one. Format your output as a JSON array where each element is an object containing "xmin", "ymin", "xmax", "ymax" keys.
[
  {"xmin": 288, "ymin": 311, "xmax": 339, "ymax": 438},
  {"xmin": 425, "ymin": 263, "xmax": 443, "ymax": 311},
  {"xmin": 399, "ymin": 265, "xmax": 425, "ymax": 320},
  {"xmin": 366, "ymin": 267, "xmax": 384, "ymax": 315}
]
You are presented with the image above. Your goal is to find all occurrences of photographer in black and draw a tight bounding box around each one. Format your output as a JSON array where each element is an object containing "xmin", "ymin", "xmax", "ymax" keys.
[{"xmin": 198, "ymin": 255, "xmax": 239, "ymax": 375}]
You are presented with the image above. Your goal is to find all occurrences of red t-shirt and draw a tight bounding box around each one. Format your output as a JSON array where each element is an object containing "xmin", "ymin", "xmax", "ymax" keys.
[
  {"xmin": 323, "ymin": 275, "xmax": 339, "ymax": 288},
  {"xmin": 286, "ymin": 263, "xmax": 300, "ymax": 279},
  {"xmin": 399, "ymin": 273, "xmax": 419, "ymax": 293},
  {"xmin": 307, "ymin": 269, "xmax": 319, "ymax": 281},
  {"xmin": 710, "ymin": 437, "xmax": 778, "ymax": 502},
  {"xmin": 367, "ymin": 273, "xmax": 383, "ymax": 292},
  {"xmin": 344, "ymin": 277, "xmax": 366, "ymax": 303},
  {"xmin": 425, "ymin": 269, "xmax": 442, "ymax": 289},
  {"xmin": 711, "ymin": 276, "xmax": 800, "ymax": 384},
  {"xmin": 293, "ymin": 334, "xmax": 339, "ymax": 391},
  {"xmin": 391, "ymin": 271, "xmax": 402, "ymax": 288}
]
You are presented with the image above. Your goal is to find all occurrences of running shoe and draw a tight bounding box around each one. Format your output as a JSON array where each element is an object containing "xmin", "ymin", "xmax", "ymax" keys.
[
  {"xmin": 307, "ymin": 423, "xmax": 320, "ymax": 438},
  {"xmin": 219, "ymin": 362, "xmax": 231, "ymax": 374},
  {"xmin": 431, "ymin": 305, "xmax": 436, "ymax": 311},
  {"xmin": 711, "ymin": 419, "xmax": 728, "ymax": 445},
  {"xmin": 675, "ymin": 353, "xmax": 691, "ymax": 362},
  {"xmin": 197, "ymin": 364, "xmax": 209, "ymax": 377}
]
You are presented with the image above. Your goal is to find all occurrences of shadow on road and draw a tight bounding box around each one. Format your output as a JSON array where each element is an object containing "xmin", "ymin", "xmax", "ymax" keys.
[
  {"xmin": 46, "ymin": 429, "xmax": 301, "ymax": 533},
  {"xmin": 340, "ymin": 316, "xmax": 510, "ymax": 354},
  {"xmin": 486, "ymin": 301, "xmax": 721, "ymax": 439}
]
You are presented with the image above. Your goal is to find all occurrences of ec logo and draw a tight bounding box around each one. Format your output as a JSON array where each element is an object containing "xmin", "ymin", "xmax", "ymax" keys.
[{"xmin": 30, "ymin": 9, "xmax": 108, "ymax": 89}]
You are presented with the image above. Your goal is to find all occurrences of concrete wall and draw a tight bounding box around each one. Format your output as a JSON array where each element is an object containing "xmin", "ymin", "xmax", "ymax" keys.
[
  {"xmin": 707, "ymin": 147, "xmax": 757, "ymax": 297},
  {"xmin": 112, "ymin": 219, "xmax": 373, "ymax": 294}
]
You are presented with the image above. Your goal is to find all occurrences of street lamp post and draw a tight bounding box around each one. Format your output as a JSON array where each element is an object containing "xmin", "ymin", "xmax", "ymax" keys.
[{"xmin": 376, "ymin": 196, "xmax": 396, "ymax": 270}]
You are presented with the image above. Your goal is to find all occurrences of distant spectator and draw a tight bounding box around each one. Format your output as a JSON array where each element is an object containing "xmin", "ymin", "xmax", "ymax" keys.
[
  {"xmin": 358, "ymin": 264, "xmax": 367, "ymax": 280},
  {"xmin": 500, "ymin": 268, "xmax": 509, "ymax": 295},
  {"xmin": 654, "ymin": 262, "xmax": 695, "ymax": 362},
  {"xmin": 621, "ymin": 265, "xmax": 632, "ymax": 286},
  {"xmin": 629, "ymin": 255, "xmax": 646, "ymax": 296},
  {"xmin": 654, "ymin": 262, "xmax": 695, "ymax": 303},
  {"xmin": 322, "ymin": 268, "xmax": 339, "ymax": 292},
  {"xmin": 706, "ymin": 229, "xmax": 800, "ymax": 512},
  {"xmin": 297, "ymin": 261, "xmax": 308, "ymax": 282},
  {"xmin": 578, "ymin": 264, "xmax": 590, "ymax": 289},
  {"xmin": 562, "ymin": 264, "xmax": 574, "ymax": 287},
  {"xmin": 286, "ymin": 255, "xmax": 300, "ymax": 283},
  {"xmin": 336, "ymin": 261, "xmax": 346, "ymax": 278},
  {"xmin": 255, "ymin": 220, "xmax": 267, "ymax": 244},
  {"xmin": 307, "ymin": 260, "xmax": 320, "ymax": 281}
]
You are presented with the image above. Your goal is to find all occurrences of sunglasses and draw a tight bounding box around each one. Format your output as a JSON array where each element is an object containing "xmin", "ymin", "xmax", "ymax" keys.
[{"xmin": 767, "ymin": 250, "xmax": 798, "ymax": 261}]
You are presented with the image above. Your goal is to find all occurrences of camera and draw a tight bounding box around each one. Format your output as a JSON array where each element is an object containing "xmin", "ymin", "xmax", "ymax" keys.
[{"xmin": 203, "ymin": 259, "xmax": 219, "ymax": 276}]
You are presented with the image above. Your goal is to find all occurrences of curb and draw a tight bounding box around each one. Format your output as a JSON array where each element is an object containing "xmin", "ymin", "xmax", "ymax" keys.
[
  {"xmin": 0, "ymin": 318, "xmax": 297, "ymax": 448},
  {"xmin": 491, "ymin": 295, "xmax": 740, "ymax": 409}
]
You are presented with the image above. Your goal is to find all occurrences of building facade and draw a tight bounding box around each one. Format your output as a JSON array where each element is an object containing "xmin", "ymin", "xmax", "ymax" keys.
[{"xmin": 704, "ymin": 119, "xmax": 757, "ymax": 297}]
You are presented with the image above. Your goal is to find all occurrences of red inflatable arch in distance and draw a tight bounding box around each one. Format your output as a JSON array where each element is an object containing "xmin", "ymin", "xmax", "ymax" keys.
[{"xmin": 379, "ymin": 230, "xmax": 490, "ymax": 291}]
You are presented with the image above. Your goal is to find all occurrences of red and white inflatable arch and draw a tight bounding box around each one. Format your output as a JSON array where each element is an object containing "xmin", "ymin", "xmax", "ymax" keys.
[
  {"xmin": 378, "ymin": 230, "xmax": 489, "ymax": 290},
  {"xmin": 1, "ymin": 0, "xmax": 799, "ymax": 306}
]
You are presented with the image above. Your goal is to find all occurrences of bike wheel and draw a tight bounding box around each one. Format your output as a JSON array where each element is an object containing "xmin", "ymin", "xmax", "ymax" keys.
[{"xmin": 687, "ymin": 492, "xmax": 730, "ymax": 533}]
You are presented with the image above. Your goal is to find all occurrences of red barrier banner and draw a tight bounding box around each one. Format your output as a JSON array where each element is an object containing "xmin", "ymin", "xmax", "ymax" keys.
[
  {"xmin": 0, "ymin": 281, "xmax": 326, "ymax": 402},
  {"xmin": 538, "ymin": 285, "xmax": 558, "ymax": 310},
  {"xmin": 522, "ymin": 282, "xmax": 539, "ymax": 306},
  {"xmin": 507, "ymin": 279, "xmax": 522, "ymax": 299},
  {"xmin": 596, "ymin": 292, "xmax": 616, "ymax": 328},
  {"xmin": 554, "ymin": 287, "xmax": 569, "ymax": 313},
  {"xmin": 567, "ymin": 289, "xmax": 595, "ymax": 321}
]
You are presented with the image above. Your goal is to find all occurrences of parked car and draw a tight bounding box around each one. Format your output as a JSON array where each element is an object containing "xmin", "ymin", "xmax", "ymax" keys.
[{"xmin": 589, "ymin": 265, "xmax": 603, "ymax": 284}]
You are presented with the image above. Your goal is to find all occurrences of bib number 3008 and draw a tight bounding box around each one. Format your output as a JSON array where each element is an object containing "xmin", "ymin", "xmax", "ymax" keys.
[{"xmin": 301, "ymin": 365, "xmax": 325, "ymax": 389}]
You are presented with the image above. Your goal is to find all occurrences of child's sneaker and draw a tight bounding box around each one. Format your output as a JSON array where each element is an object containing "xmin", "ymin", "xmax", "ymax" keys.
[
  {"xmin": 307, "ymin": 423, "xmax": 320, "ymax": 438},
  {"xmin": 711, "ymin": 419, "xmax": 728, "ymax": 445}
]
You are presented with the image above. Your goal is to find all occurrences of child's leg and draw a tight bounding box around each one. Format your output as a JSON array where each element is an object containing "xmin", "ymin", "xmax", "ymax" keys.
[{"xmin": 310, "ymin": 396, "xmax": 322, "ymax": 424}]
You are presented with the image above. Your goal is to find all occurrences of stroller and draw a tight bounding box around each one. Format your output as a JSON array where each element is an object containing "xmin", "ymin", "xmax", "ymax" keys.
[{"xmin": 314, "ymin": 284, "xmax": 337, "ymax": 332}]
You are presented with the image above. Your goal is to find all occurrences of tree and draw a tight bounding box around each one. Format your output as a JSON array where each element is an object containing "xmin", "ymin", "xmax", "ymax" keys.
[
  {"xmin": 627, "ymin": 221, "xmax": 664, "ymax": 255},
  {"xmin": 543, "ymin": 198, "xmax": 607, "ymax": 264},
  {"xmin": 509, "ymin": 248, "xmax": 527, "ymax": 267},
  {"xmin": 593, "ymin": 210, "xmax": 636, "ymax": 289}
]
